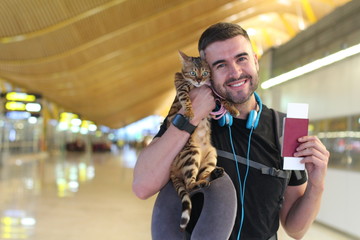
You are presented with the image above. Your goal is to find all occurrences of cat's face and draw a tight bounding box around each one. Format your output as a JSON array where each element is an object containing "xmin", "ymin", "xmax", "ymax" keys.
[{"xmin": 179, "ymin": 51, "xmax": 211, "ymax": 87}]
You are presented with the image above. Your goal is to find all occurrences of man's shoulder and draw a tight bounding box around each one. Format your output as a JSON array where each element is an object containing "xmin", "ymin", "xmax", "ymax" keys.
[{"xmin": 262, "ymin": 104, "xmax": 285, "ymax": 116}]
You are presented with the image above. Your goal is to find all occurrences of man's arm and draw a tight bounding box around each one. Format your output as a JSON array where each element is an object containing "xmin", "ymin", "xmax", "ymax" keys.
[
  {"xmin": 132, "ymin": 85, "xmax": 215, "ymax": 199},
  {"xmin": 132, "ymin": 127, "xmax": 192, "ymax": 199},
  {"xmin": 280, "ymin": 136, "xmax": 329, "ymax": 239}
]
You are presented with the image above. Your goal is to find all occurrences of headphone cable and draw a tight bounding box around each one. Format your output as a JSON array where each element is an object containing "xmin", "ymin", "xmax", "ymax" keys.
[{"xmin": 228, "ymin": 125, "xmax": 253, "ymax": 240}]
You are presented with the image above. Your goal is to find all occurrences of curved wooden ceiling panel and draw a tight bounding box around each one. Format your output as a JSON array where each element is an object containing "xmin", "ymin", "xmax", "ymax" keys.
[{"xmin": 0, "ymin": 0, "xmax": 351, "ymax": 128}]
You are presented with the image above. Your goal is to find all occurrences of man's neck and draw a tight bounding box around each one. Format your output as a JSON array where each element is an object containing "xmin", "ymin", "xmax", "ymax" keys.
[{"xmin": 235, "ymin": 94, "xmax": 258, "ymax": 120}]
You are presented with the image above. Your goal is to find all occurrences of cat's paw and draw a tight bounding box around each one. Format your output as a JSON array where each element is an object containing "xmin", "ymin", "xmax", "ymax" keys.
[
  {"xmin": 210, "ymin": 167, "xmax": 224, "ymax": 180},
  {"xmin": 229, "ymin": 108, "xmax": 240, "ymax": 117},
  {"xmin": 197, "ymin": 180, "xmax": 210, "ymax": 189},
  {"xmin": 189, "ymin": 180, "xmax": 209, "ymax": 191},
  {"xmin": 222, "ymin": 102, "xmax": 240, "ymax": 117}
]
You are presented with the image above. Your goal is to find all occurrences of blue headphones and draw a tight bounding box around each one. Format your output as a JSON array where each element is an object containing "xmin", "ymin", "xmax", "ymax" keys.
[
  {"xmin": 217, "ymin": 92, "xmax": 262, "ymax": 240},
  {"xmin": 218, "ymin": 92, "xmax": 263, "ymax": 129}
]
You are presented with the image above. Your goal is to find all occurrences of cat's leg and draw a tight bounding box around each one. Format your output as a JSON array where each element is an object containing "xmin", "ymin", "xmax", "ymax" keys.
[
  {"xmin": 170, "ymin": 173, "xmax": 186, "ymax": 199},
  {"xmin": 195, "ymin": 148, "xmax": 218, "ymax": 187},
  {"xmin": 181, "ymin": 148, "xmax": 202, "ymax": 191},
  {"xmin": 179, "ymin": 94, "xmax": 194, "ymax": 119},
  {"xmin": 175, "ymin": 80, "xmax": 194, "ymax": 119}
]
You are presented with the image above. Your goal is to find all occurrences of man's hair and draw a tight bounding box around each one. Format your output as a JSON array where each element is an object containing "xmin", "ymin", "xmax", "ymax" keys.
[{"xmin": 198, "ymin": 22, "xmax": 250, "ymax": 52}]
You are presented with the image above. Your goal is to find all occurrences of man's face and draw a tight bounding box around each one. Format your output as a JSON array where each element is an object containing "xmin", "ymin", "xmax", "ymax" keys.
[{"xmin": 203, "ymin": 35, "xmax": 259, "ymax": 104}]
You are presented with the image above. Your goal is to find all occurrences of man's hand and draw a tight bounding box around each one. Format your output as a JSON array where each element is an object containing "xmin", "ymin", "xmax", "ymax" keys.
[
  {"xmin": 280, "ymin": 136, "xmax": 329, "ymax": 239},
  {"xmin": 294, "ymin": 136, "xmax": 330, "ymax": 190},
  {"xmin": 180, "ymin": 85, "xmax": 215, "ymax": 126}
]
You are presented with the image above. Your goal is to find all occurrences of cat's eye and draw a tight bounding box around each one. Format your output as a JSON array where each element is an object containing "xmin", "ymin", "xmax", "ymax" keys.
[
  {"xmin": 190, "ymin": 71, "xmax": 196, "ymax": 76},
  {"xmin": 202, "ymin": 71, "xmax": 209, "ymax": 77}
]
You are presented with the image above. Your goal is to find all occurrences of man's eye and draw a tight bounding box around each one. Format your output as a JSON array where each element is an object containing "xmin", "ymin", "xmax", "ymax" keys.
[{"xmin": 216, "ymin": 64, "xmax": 225, "ymax": 69}]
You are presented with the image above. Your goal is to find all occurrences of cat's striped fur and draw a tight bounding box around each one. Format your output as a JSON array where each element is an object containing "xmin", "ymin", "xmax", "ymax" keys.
[{"xmin": 166, "ymin": 51, "xmax": 223, "ymax": 231}]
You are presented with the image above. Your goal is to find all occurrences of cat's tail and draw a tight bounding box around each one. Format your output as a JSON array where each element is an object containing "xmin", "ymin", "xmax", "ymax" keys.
[
  {"xmin": 172, "ymin": 177, "xmax": 192, "ymax": 231},
  {"xmin": 180, "ymin": 189, "xmax": 192, "ymax": 231}
]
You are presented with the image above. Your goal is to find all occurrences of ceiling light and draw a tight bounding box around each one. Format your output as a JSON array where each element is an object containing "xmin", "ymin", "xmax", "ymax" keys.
[
  {"xmin": 277, "ymin": 0, "xmax": 291, "ymax": 6},
  {"xmin": 259, "ymin": 14, "xmax": 272, "ymax": 22},
  {"xmin": 246, "ymin": 28, "xmax": 257, "ymax": 36},
  {"xmin": 26, "ymin": 103, "xmax": 41, "ymax": 112},
  {"xmin": 261, "ymin": 43, "xmax": 360, "ymax": 89}
]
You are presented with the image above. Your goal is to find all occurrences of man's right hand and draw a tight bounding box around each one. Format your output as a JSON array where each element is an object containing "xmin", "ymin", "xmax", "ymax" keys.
[{"xmin": 184, "ymin": 85, "xmax": 215, "ymax": 126}]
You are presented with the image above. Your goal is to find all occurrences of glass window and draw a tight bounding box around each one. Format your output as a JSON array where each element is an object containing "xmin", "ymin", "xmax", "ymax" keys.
[{"xmin": 311, "ymin": 114, "xmax": 360, "ymax": 172}]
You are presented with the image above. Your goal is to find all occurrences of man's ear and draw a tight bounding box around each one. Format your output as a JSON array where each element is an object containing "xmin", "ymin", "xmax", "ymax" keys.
[
  {"xmin": 200, "ymin": 50, "xmax": 206, "ymax": 60},
  {"xmin": 254, "ymin": 53, "xmax": 259, "ymax": 72}
]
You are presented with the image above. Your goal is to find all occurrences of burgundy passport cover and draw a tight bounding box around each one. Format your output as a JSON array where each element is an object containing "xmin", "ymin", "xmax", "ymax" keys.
[{"xmin": 281, "ymin": 118, "xmax": 309, "ymax": 157}]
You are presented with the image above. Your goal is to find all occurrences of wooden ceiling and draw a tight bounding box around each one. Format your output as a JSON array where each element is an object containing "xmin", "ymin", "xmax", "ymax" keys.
[{"xmin": 0, "ymin": 0, "xmax": 351, "ymax": 128}]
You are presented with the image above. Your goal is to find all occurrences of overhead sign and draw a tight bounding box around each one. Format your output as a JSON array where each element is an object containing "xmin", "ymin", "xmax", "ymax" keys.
[
  {"xmin": 59, "ymin": 112, "xmax": 79, "ymax": 122},
  {"xmin": 4, "ymin": 101, "xmax": 41, "ymax": 112},
  {"xmin": 5, "ymin": 101, "xmax": 26, "ymax": 111},
  {"xmin": 1, "ymin": 92, "xmax": 41, "ymax": 102},
  {"xmin": 1, "ymin": 92, "xmax": 42, "ymax": 119}
]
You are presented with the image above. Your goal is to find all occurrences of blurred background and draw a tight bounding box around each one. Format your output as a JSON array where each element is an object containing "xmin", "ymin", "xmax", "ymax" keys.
[{"xmin": 0, "ymin": 0, "xmax": 359, "ymax": 239}]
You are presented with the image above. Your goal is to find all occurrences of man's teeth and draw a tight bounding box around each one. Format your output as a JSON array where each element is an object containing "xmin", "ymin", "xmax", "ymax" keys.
[{"xmin": 230, "ymin": 81, "xmax": 245, "ymax": 87}]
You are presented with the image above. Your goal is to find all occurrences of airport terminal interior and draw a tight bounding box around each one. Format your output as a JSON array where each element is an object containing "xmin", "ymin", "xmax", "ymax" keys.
[
  {"xmin": 0, "ymin": 149, "xmax": 356, "ymax": 240},
  {"xmin": 1, "ymin": 0, "xmax": 360, "ymax": 239}
]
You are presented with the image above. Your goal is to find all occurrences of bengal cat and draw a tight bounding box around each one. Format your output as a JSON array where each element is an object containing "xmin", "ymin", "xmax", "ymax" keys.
[{"xmin": 166, "ymin": 51, "xmax": 238, "ymax": 231}]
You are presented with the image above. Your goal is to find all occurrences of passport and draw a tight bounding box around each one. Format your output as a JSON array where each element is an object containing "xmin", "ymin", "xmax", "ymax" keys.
[{"xmin": 281, "ymin": 118, "xmax": 309, "ymax": 157}]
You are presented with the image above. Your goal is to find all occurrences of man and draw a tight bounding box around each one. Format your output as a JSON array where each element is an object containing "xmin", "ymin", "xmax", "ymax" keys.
[{"xmin": 133, "ymin": 22, "xmax": 329, "ymax": 239}]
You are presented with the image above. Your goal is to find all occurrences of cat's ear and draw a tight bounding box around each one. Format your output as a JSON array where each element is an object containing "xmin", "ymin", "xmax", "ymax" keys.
[{"xmin": 178, "ymin": 50, "xmax": 190, "ymax": 62}]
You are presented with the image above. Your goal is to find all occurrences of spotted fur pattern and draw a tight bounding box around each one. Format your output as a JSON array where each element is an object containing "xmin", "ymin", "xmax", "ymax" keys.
[{"xmin": 166, "ymin": 51, "xmax": 223, "ymax": 231}]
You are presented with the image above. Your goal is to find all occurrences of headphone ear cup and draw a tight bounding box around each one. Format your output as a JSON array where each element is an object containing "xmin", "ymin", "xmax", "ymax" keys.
[
  {"xmin": 218, "ymin": 112, "xmax": 233, "ymax": 127},
  {"xmin": 246, "ymin": 110, "xmax": 258, "ymax": 129},
  {"xmin": 226, "ymin": 113, "xmax": 233, "ymax": 126},
  {"xmin": 253, "ymin": 112, "xmax": 260, "ymax": 129},
  {"xmin": 218, "ymin": 115, "xmax": 226, "ymax": 127}
]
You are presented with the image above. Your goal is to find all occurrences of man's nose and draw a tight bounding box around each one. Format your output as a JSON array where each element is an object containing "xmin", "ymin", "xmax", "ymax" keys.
[{"xmin": 228, "ymin": 62, "xmax": 241, "ymax": 79}]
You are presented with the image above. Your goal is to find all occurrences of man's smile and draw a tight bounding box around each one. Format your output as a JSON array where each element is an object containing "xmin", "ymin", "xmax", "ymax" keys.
[{"xmin": 228, "ymin": 80, "xmax": 246, "ymax": 88}]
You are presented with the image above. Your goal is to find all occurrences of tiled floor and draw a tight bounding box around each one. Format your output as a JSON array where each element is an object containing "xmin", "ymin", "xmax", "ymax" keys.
[{"xmin": 0, "ymin": 147, "xmax": 356, "ymax": 240}]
